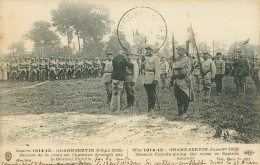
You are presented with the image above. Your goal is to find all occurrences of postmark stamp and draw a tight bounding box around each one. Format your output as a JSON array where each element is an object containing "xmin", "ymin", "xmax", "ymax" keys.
[{"xmin": 117, "ymin": 7, "xmax": 167, "ymax": 55}]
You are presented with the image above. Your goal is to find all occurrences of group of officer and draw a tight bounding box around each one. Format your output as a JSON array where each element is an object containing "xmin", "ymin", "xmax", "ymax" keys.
[
  {"xmin": 101, "ymin": 45, "xmax": 259, "ymax": 117},
  {"xmin": 0, "ymin": 56, "xmax": 103, "ymax": 82}
]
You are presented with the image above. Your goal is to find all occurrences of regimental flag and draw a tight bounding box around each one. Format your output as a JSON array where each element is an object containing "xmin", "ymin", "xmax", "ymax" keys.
[
  {"xmin": 242, "ymin": 38, "xmax": 249, "ymax": 45},
  {"xmin": 187, "ymin": 27, "xmax": 196, "ymax": 57}
]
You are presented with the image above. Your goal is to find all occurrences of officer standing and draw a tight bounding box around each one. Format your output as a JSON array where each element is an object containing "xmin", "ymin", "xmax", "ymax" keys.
[
  {"xmin": 125, "ymin": 53, "xmax": 139, "ymax": 109},
  {"xmin": 193, "ymin": 54, "xmax": 202, "ymax": 93},
  {"xmin": 214, "ymin": 52, "xmax": 225, "ymax": 95},
  {"xmin": 143, "ymin": 46, "xmax": 160, "ymax": 113},
  {"xmin": 201, "ymin": 52, "xmax": 216, "ymax": 101},
  {"xmin": 171, "ymin": 45, "xmax": 194, "ymax": 117},
  {"xmin": 102, "ymin": 52, "xmax": 113, "ymax": 104},
  {"xmin": 110, "ymin": 50, "xmax": 133, "ymax": 111},
  {"xmin": 160, "ymin": 56, "xmax": 169, "ymax": 89},
  {"xmin": 233, "ymin": 49, "xmax": 250, "ymax": 95}
]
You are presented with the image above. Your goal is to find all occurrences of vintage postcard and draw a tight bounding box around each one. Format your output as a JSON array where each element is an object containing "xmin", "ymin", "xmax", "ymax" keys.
[{"xmin": 0, "ymin": 0, "xmax": 259, "ymax": 164}]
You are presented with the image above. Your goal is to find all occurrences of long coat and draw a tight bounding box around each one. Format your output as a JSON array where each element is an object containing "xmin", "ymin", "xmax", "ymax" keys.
[{"xmin": 173, "ymin": 55, "xmax": 195, "ymax": 102}]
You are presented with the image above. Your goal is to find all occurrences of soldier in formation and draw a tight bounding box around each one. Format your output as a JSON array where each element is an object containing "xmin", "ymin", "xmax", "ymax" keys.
[{"xmin": 2, "ymin": 56, "xmax": 104, "ymax": 82}]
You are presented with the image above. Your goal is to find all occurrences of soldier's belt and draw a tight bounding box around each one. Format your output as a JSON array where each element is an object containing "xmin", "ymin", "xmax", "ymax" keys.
[{"xmin": 145, "ymin": 70, "xmax": 155, "ymax": 72}]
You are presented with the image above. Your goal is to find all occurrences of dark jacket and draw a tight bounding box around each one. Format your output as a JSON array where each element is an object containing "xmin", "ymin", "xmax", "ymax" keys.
[{"xmin": 111, "ymin": 54, "xmax": 133, "ymax": 81}]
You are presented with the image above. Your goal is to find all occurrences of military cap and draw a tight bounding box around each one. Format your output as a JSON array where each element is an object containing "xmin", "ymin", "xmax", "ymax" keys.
[
  {"xmin": 216, "ymin": 52, "xmax": 222, "ymax": 56},
  {"xmin": 106, "ymin": 52, "xmax": 113, "ymax": 56},
  {"xmin": 176, "ymin": 45, "xmax": 186, "ymax": 51}
]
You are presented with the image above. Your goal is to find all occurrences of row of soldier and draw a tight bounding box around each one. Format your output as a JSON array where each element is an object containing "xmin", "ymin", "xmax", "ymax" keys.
[{"xmin": 0, "ymin": 56, "xmax": 104, "ymax": 82}]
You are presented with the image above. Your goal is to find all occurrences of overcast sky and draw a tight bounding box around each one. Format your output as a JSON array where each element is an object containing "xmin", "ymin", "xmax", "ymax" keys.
[{"xmin": 0, "ymin": 0, "xmax": 259, "ymax": 55}]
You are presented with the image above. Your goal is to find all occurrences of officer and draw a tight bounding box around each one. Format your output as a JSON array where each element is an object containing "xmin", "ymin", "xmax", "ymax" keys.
[
  {"xmin": 143, "ymin": 46, "xmax": 160, "ymax": 113},
  {"xmin": 125, "ymin": 53, "xmax": 139, "ymax": 109},
  {"xmin": 102, "ymin": 52, "xmax": 113, "ymax": 104},
  {"xmin": 233, "ymin": 49, "xmax": 250, "ymax": 95},
  {"xmin": 74, "ymin": 58, "xmax": 83, "ymax": 79},
  {"xmin": 171, "ymin": 45, "xmax": 194, "ymax": 117},
  {"xmin": 201, "ymin": 52, "xmax": 216, "ymax": 101},
  {"xmin": 214, "ymin": 52, "xmax": 225, "ymax": 94},
  {"xmin": 110, "ymin": 49, "xmax": 133, "ymax": 111}
]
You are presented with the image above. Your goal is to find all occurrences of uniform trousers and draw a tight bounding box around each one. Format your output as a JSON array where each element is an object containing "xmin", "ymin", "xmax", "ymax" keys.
[
  {"xmin": 125, "ymin": 82, "xmax": 135, "ymax": 106},
  {"xmin": 174, "ymin": 84, "xmax": 190, "ymax": 115},
  {"xmin": 215, "ymin": 74, "xmax": 223, "ymax": 93},
  {"xmin": 144, "ymin": 84, "xmax": 156, "ymax": 111}
]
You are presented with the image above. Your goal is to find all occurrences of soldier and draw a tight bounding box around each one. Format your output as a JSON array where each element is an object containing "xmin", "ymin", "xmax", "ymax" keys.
[
  {"xmin": 125, "ymin": 53, "xmax": 139, "ymax": 109},
  {"xmin": 39, "ymin": 58, "xmax": 46, "ymax": 81},
  {"xmin": 143, "ymin": 46, "xmax": 160, "ymax": 113},
  {"xmin": 0, "ymin": 58, "xmax": 8, "ymax": 81},
  {"xmin": 171, "ymin": 45, "xmax": 194, "ymax": 117},
  {"xmin": 160, "ymin": 56, "xmax": 169, "ymax": 89},
  {"xmin": 49, "ymin": 56, "xmax": 57, "ymax": 81},
  {"xmin": 10, "ymin": 58, "xmax": 18, "ymax": 83},
  {"xmin": 74, "ymin": 58, "xmax": 83, "ymax": 79},
  {"xmin": 252, "ymin": 58, "xmax": 260, "ymax": 95},
  {"xmin": 25, "ymin": 57, "xmax": 30, "ymax": 81},
  {"xmin": 66, "ymin": 57, "xmax": 75, "ymax": 80},
  {"xmin": 214, "ymin": 52, "xmax": 225, "ymax": 94},
  {"xmin": 44, "ymin": 58, "xmax": 49, "ymax": 80},
  {"xmin": 57, "ymin": 57, "xmax": 65, "ymax": 80},
  {"xmin": 30, "ymin": 58, "xmax": 39, "ymax": 82},
  {"xmin": 92, "ymin": 57, "xmax": 101, "ymax": 78},
  {"xmin": 110, "ymin": 50, "xmax": 133, "ymax": 111},
  {"xmin": 193, "ymin": 54, "xmax": 203, "ymax": 93},
  {"xmin": 17, "ymin": 57, "xmax": 27, "ymax": 81},
  {"xmin": 201, "ymin": 52, "xmax": 216, "ymax": 101},
  {"xmin": 233, "ymin": 49, "xmax": 250, "ymax": 95},
  {"xmin": 102, "ymin": 52, "xmax": 113, "ymax": 104}
]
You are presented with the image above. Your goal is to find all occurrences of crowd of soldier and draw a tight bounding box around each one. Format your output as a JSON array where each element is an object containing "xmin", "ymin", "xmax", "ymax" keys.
[{"xmin": 0, "ymin": 56, "xmax": 105, "ymax": 82}]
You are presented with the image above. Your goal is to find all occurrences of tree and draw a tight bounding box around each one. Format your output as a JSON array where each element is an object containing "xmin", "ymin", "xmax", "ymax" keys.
[
  {"xmin": 227, "ymin": 42, "xmax": 260, "ymax": 60},
  {"xmin": 26, "ymin": 21, "xmax": 61, "ymax": 57},
  {"xmin": 51, "ymin": 2, "xmax": 112, "ymax": 56},
  {"xmin": 8, "ymin": 41, "xmax": 26, "ymax": 57},
  {"xmin": 105, "ymin": 30, "xmax": 130, "ymax": 56},
  {"xmin": 51, "ymin": 2, "xmax": 74, "ymax": 47}
]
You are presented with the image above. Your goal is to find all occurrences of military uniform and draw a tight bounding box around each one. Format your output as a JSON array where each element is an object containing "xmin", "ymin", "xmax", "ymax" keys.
[
  {"xmin": 201, "ymin": 52, "xmax": 216, "ymax": 100},
  {"xmin": 39, "ymin": 58, "xmax": 46, "ymax": 81},
  {"xmin": 233, "ymin": 51, "xmax": 250, "ymax": 95},
  {"xmin": 57, "ymin": 58, "xmax": 65, "ymax": 80},
  {"xmin": 66, "ymin": 58, "xmax": 75, "ymax": 80},
  {"xmin": 214, "ymin": 52, "xmax": 225, "ymax": 94},
  {"xmin": 49, "ymin": 58, "xmax": 57, "ymax": 81},
  {"xmin": 160, "ymin": 57, "xmax": 169, "ymax": 89},
  {"xmin": 172, "ymin": 45, "xmax": 194, "ymax": 117},
  {"xmin": 0, "ymin": 58, "xmax": 8, "ymax": 80},
  {"xmin": 110, "ymin": 50, "xmax": 133, "ymax": 111},
  {"xmin": 102, "ymin": 53, "xmax": 113, "ymax": 103},
  {"xmin": 17, "ymin": 59, "xmax": 27, "ymax": 81},
  {"xmin": 125, "ymin": 56, "xmax": 139, "ymax": 108},
  {"xmin": 10, "ymin": 59, "xmax": 18, "ymax": 82},
  {"xmin": 143, "ymin": 47, "xmax": 160, "ymax": 112},
  {"xmin": 30, "ymin": 59, "xmax": 39, "ymax": 82}
]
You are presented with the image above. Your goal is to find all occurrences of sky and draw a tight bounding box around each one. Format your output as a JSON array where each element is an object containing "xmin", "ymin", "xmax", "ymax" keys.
[{"xmin": 0, "ymin": 0, "xmax": 259, "ymax": 56}]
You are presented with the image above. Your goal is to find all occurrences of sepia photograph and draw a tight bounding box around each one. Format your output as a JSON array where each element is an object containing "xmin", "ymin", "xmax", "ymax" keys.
[{"xmin": 0, "ymin": 0, "xmax": 259, "ymax": 164}]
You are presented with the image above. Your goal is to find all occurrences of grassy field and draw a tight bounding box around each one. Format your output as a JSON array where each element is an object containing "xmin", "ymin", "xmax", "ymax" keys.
[{"xmin": 0, "ymin": 75, "xmax": 259, "ymax": 143}]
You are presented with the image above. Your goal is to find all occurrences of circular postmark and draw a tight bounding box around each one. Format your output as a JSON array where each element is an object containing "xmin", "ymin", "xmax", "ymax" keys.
[
  {"xmin": 5, "ymin": 151, "xmax": 12, "ymax": 161},
  {"xmin": 117, "ymin": 7, "xmax": 167, "ymax": 55}
]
